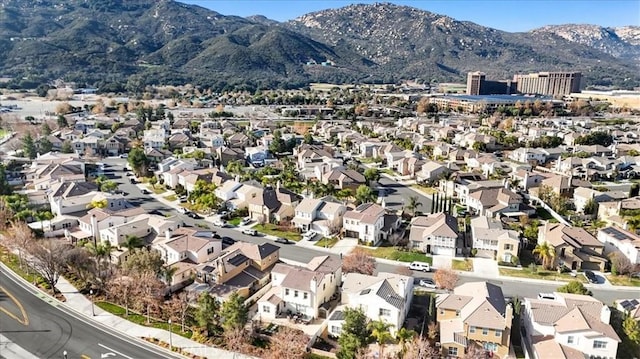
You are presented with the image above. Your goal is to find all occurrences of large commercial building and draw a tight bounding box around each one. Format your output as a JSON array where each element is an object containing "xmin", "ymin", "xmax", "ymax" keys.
[
  {"xmin": 428, "ymin": 94, "xmax": 562, "ymax": 114},
  {"xmin": 466, "ymin": 72, "xmax": 486, "ymax": 95},
  {"xmin": 513, "ymin": 72, "xmax": 581, "ymax": 97},
  {"xmin": 466, "ymin": 72, "xmax": 515, "ymax": 96}
]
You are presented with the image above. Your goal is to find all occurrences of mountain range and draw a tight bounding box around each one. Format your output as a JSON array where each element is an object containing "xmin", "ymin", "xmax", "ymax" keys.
[{"xmin": 0, "ymin": 0, "xmax": 638, "ymax": 91}]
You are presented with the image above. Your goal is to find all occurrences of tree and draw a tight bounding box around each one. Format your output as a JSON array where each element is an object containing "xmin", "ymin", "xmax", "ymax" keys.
[
  {"xmin": 364, "ymin": 168, "xmax": 380, "ymax": 185},
  {"xmin": 623, "ymin": 314, "xmax": 640, "ymax": 345},
  {"xmin": 220, "ymin": 291, "xmax": 248, "ymax": 332},
  {"xmin": 355, "ymin": 185, "xmax": 376, "ymax": 205},
  {"xmin": 583, "ymin": 198, "xmax": 598, "ymax": 215},
  {"xmin": 41, "ymin": 123, "xmax": 52, "ymax": 136},
  {"xmin": 395, "ymin": 327, "xmax": 416, "ymax": 355},
  {"xmin": 57, "ymin": 115, "xmax": 68, "ymax": 129},
  {"xmin": 433, "ymin": 268, "xmax": 459, "ymax": 291},
  {"xmin": 472, "ymin": 141, "xmax": 487, "ymax": 152},
  {"xmin": 269, "ymin": 130, "xmax": 286, "ymax": 154},
  {"xmin": 533, "ymin": 242, "xmax": 556, "ymax": 270},
  {"xmin": 106, "ymin": 272, "xmax": 138, "ymax": 316},
  {"xmin": 38, "ymin": 137, "xmax": 53, "ymax": 153},
  {"xmin": 6, "ymin": 221, "xmax": 35, "ymax": 269},
  {"xmin": 137, "ymin": 271, "xmax": 165, "ymax": 324},
  {"xmin": 30, "ymin": 239, "xmax": 72, "ymax": 294},
  {"xmin": 0, "ymin": 164, "xmax": 12, "ymax": 196},
  {"xmin": 195, "ymin": 292, "xmax": 220, "ymax": 336},
  {"xmin": 337, "ymin": 307, "xmax": 370, "ymax": 359},
  {"xmin": 128, "ymin": 147, "xmax": 150, "ymax": 177},
  {"xmin": 61, "ymin": 140, "xmax": 73, "ymax": 153},
  {"xmin": 266, "ymin": 327, "xmax": 309, "ymax": 359},
  {"xmin": 85, "ymin": 241, "xmax": 114, "ymax": 290},
  {"xmin": 148, "ymin": 176, "xmax": 158, "ymax": 189},
  {"xmin": 88, "ymin": 198, "xmax": 108, "ymax": 209},
  {"xmin": 574, "ymin": 131, "xmax": 614, "ymax": 147},
  {"xmin": 121, "ymin": 248, "xmax": 164, "ymax": 276},
  {"xmin": 368, "ymin": 319, "xmax": 393, "ymax": 359},
  {"xmin": 406, "ymin": 196, "xmax": 422, "ymax": 215},
  {"xmin": 523, "ymin": 220, "xmax": 540, "ymax": 242},
  {"xmin": 342, "ymin": 249, "xmax": 376, "ymax": 275},
  {"xmin": 63, "ymin": 247, "xmax": 95, "ymax": 287},
  {"xmin": 303, "ymin": 132, "xmax": 314, "ymax": 145},
  {"xmin": 122, "ymin": 235, "xmax": 143, "ymax": 251},
  {"xmin": 403, "ymin": 336, "xmax": 439, "ymax": 359},
  {"xmin": 100, "ymin": 180, "xmax": 118, "ymax": 193},
  {"xmin": 22, "ymin": 133, "xmax": 37, "ymax": 159},
  {"xmin": 610, "ymin": 252, "xmax": 634, "ymax": 276},
  {"xmin": 167, "ymin": 292, "xmax": 193, "ymax": 333},
  {"xmin": 557, "ymin": 280, "xmax": 591, "ymax": 295}
]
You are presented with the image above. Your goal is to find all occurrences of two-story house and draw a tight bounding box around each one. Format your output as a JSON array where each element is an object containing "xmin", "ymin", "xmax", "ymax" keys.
[
  {"xmin": 49, "ymin": 181, "xmax": 128, "ymax": 216},
  {"xmin": 466, "ymin": 187, "xmax": 525, "ymax": 218},
  {"xmin": 292, "ymin": 197, "xmax": 347, "ymax": 237},
  {"xmin": 247, "ymin": 185, "xmax": 301, "ymax": 224},
  {"xmin": 436, "ymin": 282, "xmax": 513, "ymax": 359},
  {"xmin": 328, "ymin": 272, "xmax": 413, "ymax": 337},
  {"xmin": 409, "ymin": 213, "xmax": 460, "ymax": 256},
  {"xmin": 538, "ymin": 222, "xmax": 608, "ymax": 271},
  {"xmin": 343, "ymin": 203, "xmax": 391, "ymax": 246},
  {"xmin": 470, "ymin": 216, "xmax": 520, "ymax": 263},
  {"xmin": 317, "ymin": 167, "xmax": 366, "ymax": 191},
  {"xmin": 152, "ymin": 227, "xmax": 222, "ymax": 266},
  {"xmin": 258, "ymin": 255, "xmax": 342, "ymax": 320},
  {"xmin": 597, "ymin": 226, "xmax": 640, "ymax": 264},
  {"xmin": 522, "ymin": 292, "xmax": 620, "ymax": 359}
]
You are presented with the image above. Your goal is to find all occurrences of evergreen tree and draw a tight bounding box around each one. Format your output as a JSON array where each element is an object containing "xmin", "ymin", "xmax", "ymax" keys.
[{"xmin": 21, "ymin": 133, "xmax": 37, "ymax": 159}]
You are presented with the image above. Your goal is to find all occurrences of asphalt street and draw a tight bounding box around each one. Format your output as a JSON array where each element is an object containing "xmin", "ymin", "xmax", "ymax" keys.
[
  {"xmin": 101, "ymin": 158, "xmax": 637, "ymax": 307},
  {"xmin": 377, "ymin": 176, "xmax": 432, "ymax": 213},
  {"xmin": 0, "ymin": 268, "xmax": 181, "ymax": 359}
]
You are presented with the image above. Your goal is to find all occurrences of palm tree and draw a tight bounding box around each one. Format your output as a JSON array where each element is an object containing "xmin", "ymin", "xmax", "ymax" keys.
[
  {"xmin": 368, "ymin": 319, "xmax": 394, "ymax": 358},
  {"xmin": 122, "ymin": 235, "xmax": 144, "ymax": 251},
  {"xmin": 355, "ymin": 185, "xmax": 377, "ymax": 205},
  {"xmin": 627, "ymin": 216, "xmax": 640, "ymax": 234},
  {"xmin": 406, "ymin": 196, "xmax": 422, "ymax": 215},
  {"xmin": 533, "ymin": 242, "xmax": 556, "ymax": 270},
  {"xmin": 162, "ymin": 265, "xmax": 179, "ymax": 293},
  {"xmin": 396, "ymin": 327, "xmax": 416, "ymax": 355}
]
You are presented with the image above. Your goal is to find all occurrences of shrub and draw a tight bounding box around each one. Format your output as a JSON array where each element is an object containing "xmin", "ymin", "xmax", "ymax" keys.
[
  {"xmin": 470, "ymin": 248, "xmax": 478, "ymax": 257},
  {"xmin": 510, "ymin": 256, "xmax": 519, "ymax": 265},
  {"xmin": 528, "ymin": 263, "xmax": 538, "ymax": 273}
]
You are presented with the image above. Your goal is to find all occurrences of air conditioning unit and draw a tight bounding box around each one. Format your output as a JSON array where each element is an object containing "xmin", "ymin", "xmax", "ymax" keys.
[{"xmin": 435, "ymin": 342, "xmax": 441, "ymax": 347}]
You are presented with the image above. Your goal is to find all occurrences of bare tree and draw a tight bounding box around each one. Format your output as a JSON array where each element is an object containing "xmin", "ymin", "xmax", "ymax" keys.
[
  {"xmin": 265, "ymin": 327, "xmax": 309, "ymax": 359},
  {"xmin": 106, "ymin": 271, "xmax": 139, "ymax": 316},
  {"xmin": 433, "ymin": 268, "xmax": 459, "ymax": 291},
  {"xmin": 403, "ymin": 336, "xmax": 440, "ymax": 359},
  {"xmin": 342, "ymin": 248, "xmax": 376, "ymax": 275},
  {"xmin": 464, "ymin": 342, "xmax": 486, "ymax": 359},
  {"xmin": 137, "ymin": 271, "xmax": 165, "ymax": 323},
  {"xmin": 427, "ymin": 322, "xmax": 439, "ymax": 341},
  {"xmin": 30, "ymin": 239, "xmax": 72, "ymax": 294},
  {"xmin": 223, "ymin": 327, "xmax": 248, "ymax": 354},
  {"xmin": 63, "ymin": 246, "xmax": 95, "ymax": 287},
  {"xmin": 166, "ymin": 291, "xmax": 193, "ymax": 332},
  {"xmin": 611, "ymin": 252, "xmax": 634, "ymax": 276},
  {"xmin": 6, "ymin": 221, "xmax": 36, "ymax": 269}
]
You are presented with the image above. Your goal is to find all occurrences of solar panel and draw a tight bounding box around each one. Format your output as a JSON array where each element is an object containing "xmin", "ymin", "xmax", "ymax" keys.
[
  {"xmin": 631, "ymin": 299, "xmax": 639, "ymax": 306},
  {"xmin": 228, "ymin": 254, "xmax": 248, "ymax": 266},
  {"xmin": 360, "ymin": 289, "xmax": 371, "ymax": 295}
]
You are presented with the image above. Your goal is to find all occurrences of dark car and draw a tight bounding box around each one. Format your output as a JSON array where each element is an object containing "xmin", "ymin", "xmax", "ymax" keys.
[
  {"xmin": 141, "ymin": 189, "xmax": 151, "ymax": 195},
  {"xmin": 274, "ymin": 237, "xmax": 291, "ymax": 245},
  {"xmin": 222, "ymin": 236, "xmax": 236, "ymax": 246},
  {"xmin": 212, "ymin": 233, "xmax": 221, "ymax": 239},
  {"xmin": 187, "ymin": 212, "xmax": 203, "ymax": 219},
  {"xmin": 129, "ymin": 178, "xmax": 137, "ymax": 184},
  {"xmin": 584, "ymin": 270, "xmax": 598, "ymax": 283},
  {"xmin": 149, "ymin": 210, "xmax": 164, "ymax": 216}
]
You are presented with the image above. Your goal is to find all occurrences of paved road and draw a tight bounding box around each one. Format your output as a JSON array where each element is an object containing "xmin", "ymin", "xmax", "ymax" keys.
[
  {"xmin": 101, "ymin": 158, "xmax": 637, "ymax": 305},
  {"xmin": 0, "ymin": 268, "xmax": 181, "ymax": 359}
]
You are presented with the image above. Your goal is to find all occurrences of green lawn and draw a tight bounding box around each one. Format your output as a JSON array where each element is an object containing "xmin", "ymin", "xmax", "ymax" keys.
[
  {"xmin": 254, "ymin": 223, "xmax": 301, "ymax": 241},
  {"xmin": 163, "ymin": 194, "xmax": 178, "ymax": 202},
  {"xmin": 499, "ymin": 268, "xmax": 588, "ymax": 283},
  {"xmin": 147, "ymin": 185, "xmax": 166, "ymax": 195},
  {"xmin": 361, "ymin": 246, "xmax": 433, "ymax": 264},
  {"xmin": 0, "ymin": 129, "xmax": 8, "ymax": 137},
  {"xmin": 607, "ymin": 275, "xmax": 640, "ymax": 287},
  {"xmin": 410, "ymin": 184, "xmax": 439, "ymax": 195},
  {"xmin": 452, "ymin": 259, "xmax": 473, "ymax": 271},
  {"xmin": 228, "ymin": 217, "xmax": 242, "ymax": 226},
  {"xmin": 96, "ymin": 301, "xmax": 192, "ymax": 338},
  {"xmin": 381, "ymin": 168, "xmax": 395, "ymax": 176},
  {"xmin": 314, "ymin": 237, "xmax": 339, "ymax": 248}
]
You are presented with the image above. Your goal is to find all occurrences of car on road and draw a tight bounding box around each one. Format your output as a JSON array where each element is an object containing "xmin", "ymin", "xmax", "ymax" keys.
[
  {"xmin": 221, "ymin": 236, "xmax": 236, "ymax": 246},
  {"xmin": 130, "ymin": 178, "xmax": 138, "ymax": 184},
  {"xmin": 409, "ymin": 261, "xmax": 431, "ymax": 272},
  {"xmin": 187, "ymin": 212, "xmax": 203, "ymax": 219},
  {"xmin": 126, "ymin": 172, "xmax": 134, "ymax": 177},
  {"xmin": 584, "ymin": 270, "xmax": 598, "ymax": 283},
  {"xmin": 240, "ymin": 217, "xmax": 252, "ymax": 226},
  {"xmin": 213, "ymin": 219, "xmax": 227, "ymax": 227},
  {"xmin": 119, "ymin": 154, "xmax": 128, "ymax": 158},
  {"xmin": 149, "ymin": 210, "xmax": 164, "ymax": 216},
  {"xmin": 241, "ymin": 229, "xmax": 257, "ymax": 236},
  {"xmin": 418, "ymin": 279, "xmax": 437, "ymax": 289},
  {"xmin": 177, "ymin": 207, "xmax": 187, "ymax": 214},
  {"xmin": 141, "ymin": 189, "xmax": 151, "ymax": 195},
  {"xmin": 274, "ymin": 237, "xmax": 292, "ymax": 244}
]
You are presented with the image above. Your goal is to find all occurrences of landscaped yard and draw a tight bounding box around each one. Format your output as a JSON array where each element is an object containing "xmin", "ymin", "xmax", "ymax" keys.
[
  {"xmin": 381, "ymin": 168, "xmax": 395, "ymax": 176},
  {"xmin": 227, "ymin": 217, "xmax": 242, "ymax": 226},
  {"xmin": 147, "ymin": 185, "xmax": 166, "ymax": 195},
  {"xmin": 535, "ymin": 207, "xmax": 557, "ymax": 222},
  {"xmin": 499, "ymin": 267, "xmax": 588, "ymax": 283},
  {"xmin": 0, "ymin": 245, "xmax": 49, "ymax": 289},
  {"xmin": 96, "ymin": 301, "xmax": 192, "ymax": 338},
  {"xmin": 410, "ymin": 184, "xmax": 438, "ymax": 195},
  {"xmin": 607, "ymin": 275, "xmax": 640, "ymax": 287},
  {"xmin": 361, "ymin": 246, "xmax": 433, "ymax": 264},
  {"xmin": 254, "ymin": 223, "xmax": 301, "ymax": 241},
  {"xmin": 163, "ymin": 194, "xmax": 178, "ymax": 202},
  {"xmin": 452, "ymin": 259, "xmax": 473, "ymax": 271},
  {"xmin": 314, "ymin": 237, "xmax": 339, "ymax": 248}
]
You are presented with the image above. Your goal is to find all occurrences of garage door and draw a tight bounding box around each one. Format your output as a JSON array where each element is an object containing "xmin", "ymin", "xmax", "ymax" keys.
[
  {"xmin": 432, "ymin": 246, "xmax": 455, "ymax": 256},
  {"xmin": 581, "ymin": 261, "xmax": 602, "ymax": 271}
]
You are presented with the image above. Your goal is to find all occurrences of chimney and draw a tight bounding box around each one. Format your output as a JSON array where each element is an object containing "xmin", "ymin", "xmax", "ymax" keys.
[
  {"xmin": 91, "ymin": 214, "xmax": 98, "ymax": 245},
  {"xmin": 397, "ymin": 279, "xmax": 405, "ymax": 298},
  {"xmin": 523, "ymin": 171, "xmax": 530, "ymax": 191},
  {"xmin": 165, "ymin": 229, "xmax": 171, "ymax": 242}
]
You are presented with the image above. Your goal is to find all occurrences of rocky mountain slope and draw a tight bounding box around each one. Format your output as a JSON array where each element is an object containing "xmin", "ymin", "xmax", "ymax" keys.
[{"xmin": 0, "ymin": 0, "xmax": 638, "ymax": 90}]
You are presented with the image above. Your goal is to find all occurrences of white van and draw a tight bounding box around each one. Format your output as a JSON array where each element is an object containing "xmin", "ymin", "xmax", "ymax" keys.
[{"xmin": 408, "ymin": 261, "xmax": 431, "ymax": 272}]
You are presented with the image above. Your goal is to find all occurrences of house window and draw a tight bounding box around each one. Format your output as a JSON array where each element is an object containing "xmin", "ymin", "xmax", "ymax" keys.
[
  {"xmin": 448, "ymin": 347, "xmax": 458, "ymax": 356},
  {"xmin": 567, "ymin": 336, "xmax": 574, "ymax": 344},
  {"xmin": 455, "ymin": 310, "xmax": 460, "ymax": 317},
  {"xmin": 303, "ymin": 293, "xmax": 308, "ymax": 300},
  {"xmin": 331, "ymin": 326, "xmax": 342, "ymax": 335},
  {"xmin": 495, "ymin": 330, "xmax": 502, "ymax": 337},
  {"xmin": 294, "ymin": 290, "xmax": 299, "ymax": 298},
  {"xmin": 440, "ymin": 309, "xmax": 444, "ymax": 315},
  {"xmin": 379, "ymin": 308, "xmax": 391, "ymax": 316},
  {"xmin": 469, "ymin": 326, "xmax": 476, "ymax": 334},
  {"xmin": 285, "ymin": 289, "xmax": 289, "ymax": 296},
  {"xmin": 482, "ymin": 328, "xmax": 488, "ymax": 335},
  {"xmin": 323, "ymin": 283, "xmax": 326, "ymax": 290},
  {"xmin": 504, "ymin": 244, "xmax": 512, "ymax": 250},
  {"xmin": 593, "ymin": 341, "xmax": 607, "ymax": 349},
  {"xmin": 262, "ymin": 305, "xmax": 270, "ymax": 313}
]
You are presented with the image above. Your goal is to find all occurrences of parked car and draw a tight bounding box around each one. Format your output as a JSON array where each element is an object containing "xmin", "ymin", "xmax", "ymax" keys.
[
  {"xmin": 419, "ymin": 279, "xmax": 437, "ymax": 289},
  {"xmin": 274, "ymin": 237, "xmax": 291, "ymax": 244},
  {"xmin": 221, "ymin": 236, "xmax": 236, "ymax": 246},
  {"xmin": 129, "ymin": 178, "xmax": 138, "ymax": 184},
  {"xmin": 187, "ymin": 212, "xmax": 202, "ymax": 219},
  {"xmin": 241, "ymin": 229, "xmax": 257, "ymax": 236},
  {"xmin": 119, "ymin": 154, "xmax": 128, "ymax": 159},
  {"xmin": 141, "ymin": 189, "xmax": 151, "ymax": 195},
  {"xmin": 213, "ymin": 219, "xmax": 227, "ymax": 227},
  {"xmin": 584, "ymin": 270, "xmax": 598, "ymax": 284},
  {"xmin": 409, "ymin": 261, "xmax": 431, "ymax": 272},
  {"xmin": 177, "ymin": 207, "xmax": 187, "ymax": 214},
  {"xmin": 149, "ymin": 210, "xmax": 164, "ymax": 216},
  {"xmin": 240, "ymin": 217, "xmax": 252, "ymax": 226},
  {"xmin": 302, "ymin": 231, "xmax": 317, "ymax": 241}
]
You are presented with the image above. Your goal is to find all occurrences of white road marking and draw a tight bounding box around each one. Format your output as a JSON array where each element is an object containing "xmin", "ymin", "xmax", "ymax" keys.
[
  {"xmin": 0, "ymin": 334, "xmax": 40, "ymax": 359},
  {"xmin": 98, "ymin": 343, "xmax": 133, "ymax": 359}
]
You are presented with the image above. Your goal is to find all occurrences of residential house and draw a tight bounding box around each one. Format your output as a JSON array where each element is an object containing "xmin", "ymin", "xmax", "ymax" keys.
[
  {"xmin": 292, "ymin": 197, "xmax": 347, "ymax": 236},
  {"xmin": 328, "ymin": 272, "xmax": 413, "ymax": 337},
  {"xmin": 245, "ymin": 146, "xmax": 269, "ymax": 167},
  {"xmin": 573, "ymin": 187, "xmax": 628, "ymax": 214},
  {"xmin": 102, "ymin": 136, "xmax": 126, "ymax": 156},
  {"xmin": 466, "ymin": 187, "xmax": 526, "ymax": 218},
  {"xmin": 343, "ymin": 203, "xmax": 400, "ymax": 246},
  {"xmin": 615, "ymin": 298, "xmax": 640, "ymax": 320},
  {"xmin": 317, "ymin": 166, "xmax": 366, "ymax": 191},
  {"xmin": 143, "ymin": 128, "xmax": 167, "ymax": 149},
  {"xmin": 258, "ymin": 255, "xmax": 342, "ymax": 320},
  {"xmin": 178, "ymin": 168, "xmax": 230, "ymax": 194},
  {"xmin": 597, "ymin": 226, "xmax": 640, "ymax": 264},
  {"xmin": 168, "ymin": 132, "xmax": 192, "ymax": 150},
  {"xmin": 409, "ymin": 213, "xmax": 460, "ymax": 256},
  {"xmin": 49, "ymin": 181, "xmax": 127, "ymax": 215},
  {"xmin": 395, "ymin": 157, "xmax": 425, "ymax": 177},
  {"xmin": 226, "ymin": 133, "xmax": 250, "ymax": 149},
  {"xmin": 470, "ymin": 216, "xmax": 520, "ymax": 262},
  {"xmin": 509, "ymin": 148, "xmax": 547, "ymax": 165},
  {"xmin": 216, "ymin": 146, "xmax": 246, "ymax": 166},
  {"xmin": 522, "ymin": 292, "xmax": 620, "ymax": 359},
  {"xmin": 538, "ymin": 222, "xmax": 608, "ymax": 271},
  {"xmin": 416, "ymin": 161, "xmax": 449, "ymax": 184},
  {"xmin": 30, "ymin": 163, "xmax": 85, "ymax": 190},
  {"xmin": 436, "ymin": 282, "xmax": 512, "ymax": 359},
  {"xmin": 247, "ymin": 185, "xmax": 301, "ymax": 223},
  {"xmin": 510, "ymin": 170, "xmax": 546, "ymax": 191},
  {"xmin": 152, "ymin": 227, "xmax": 222, "ymax": 266}
]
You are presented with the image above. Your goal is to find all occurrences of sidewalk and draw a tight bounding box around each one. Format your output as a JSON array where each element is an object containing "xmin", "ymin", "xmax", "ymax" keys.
[{"xmin": 56, "ymin": 276, "xmax": 256, "ymax": 359}]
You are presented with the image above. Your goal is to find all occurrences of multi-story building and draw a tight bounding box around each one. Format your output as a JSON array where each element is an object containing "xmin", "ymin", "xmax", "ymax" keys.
[
  {"xmin": 409, "ymin": 213, "xmax": 460, "ymax": 256},
  {"xmin": 466, "ymin": 71, "xmax": 486, "ymax": 95},
  {"xmin": 513, "ymin": 72, "xmax": 581, "ymax": 96},
  {"xmin": 597, "ymin": 226, "xmax": 640, "ymax": 264}
]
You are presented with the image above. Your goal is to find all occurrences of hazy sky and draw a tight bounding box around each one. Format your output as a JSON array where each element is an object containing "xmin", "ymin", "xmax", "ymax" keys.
[{"xmin": 180, "ymin": 0, "xmax": 640, "ymax": 32}]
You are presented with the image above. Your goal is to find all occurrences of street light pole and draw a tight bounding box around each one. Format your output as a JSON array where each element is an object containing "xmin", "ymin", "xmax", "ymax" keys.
[
  {"xmin": 168, "ymin": 319, "xmax": 173, "ymax": 350},
  {"xmin": 90, "ymin": 289, "xmax": 95, "ymax": 316}
]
